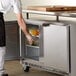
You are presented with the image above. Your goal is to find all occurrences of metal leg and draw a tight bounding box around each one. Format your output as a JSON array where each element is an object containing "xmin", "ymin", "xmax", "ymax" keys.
[
  {"xmin": 56, "ymin": 16, "xmax": 60, "ymax": 22},
  {"xmin": 26, "ymin": 13, "xmax": 29, "ymax": 19}
]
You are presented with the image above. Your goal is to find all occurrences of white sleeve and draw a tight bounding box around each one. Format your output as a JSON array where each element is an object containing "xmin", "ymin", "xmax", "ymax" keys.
[{"xmin": 11, "ymin": 0, "xmax": 22, "ymax": 14}]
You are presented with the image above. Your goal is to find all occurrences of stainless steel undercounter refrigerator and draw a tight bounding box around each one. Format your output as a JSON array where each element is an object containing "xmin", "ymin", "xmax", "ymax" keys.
[{"xmin": 19, "ymin": 19, "xmax": 76, "ymax": 76}]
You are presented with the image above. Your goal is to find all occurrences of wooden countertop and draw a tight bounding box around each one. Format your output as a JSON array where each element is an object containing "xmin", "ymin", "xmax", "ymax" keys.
[{"xmin": 27, "ymin": 6, "xmax": 76, "ymax": 12}]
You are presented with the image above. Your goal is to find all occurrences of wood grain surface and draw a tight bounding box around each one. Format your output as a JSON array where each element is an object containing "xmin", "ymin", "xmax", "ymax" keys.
[{"xmin": 27, "ymin": 6, "xmax": 76, "ymax": 12}]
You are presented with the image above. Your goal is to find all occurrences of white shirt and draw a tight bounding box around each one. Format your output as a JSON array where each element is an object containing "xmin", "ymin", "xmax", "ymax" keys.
[{"xmin": 0, "ymin": 0, "xmax": 22, "ymax": 14}]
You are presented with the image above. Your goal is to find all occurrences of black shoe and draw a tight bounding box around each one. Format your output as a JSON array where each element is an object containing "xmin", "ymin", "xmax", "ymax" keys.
[{"xmin": 2, "ymin": 73, "xmax": 8, "ymax": 76}]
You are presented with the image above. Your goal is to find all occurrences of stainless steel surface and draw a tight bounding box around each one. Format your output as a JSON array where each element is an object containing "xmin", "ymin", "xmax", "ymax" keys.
[
  {"xmin": 43, "ymin": 24, "xmax": 69, "ymax": 73},
  {"xmin": 19, "ymin": 19, "xmax": 71, "ymax": 76},
  {"xmin": 5, "ymin": 21, "xmax": 19, "ymax": 60},
  {"xmin": 70, "ymin": 24, "xmax": 76, "ymax": 76}
]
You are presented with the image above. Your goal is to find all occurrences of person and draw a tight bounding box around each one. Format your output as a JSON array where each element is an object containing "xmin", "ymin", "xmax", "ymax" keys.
[{"xmin": 0, "ymin": 0, "xmax": 33, "ymax": 76}]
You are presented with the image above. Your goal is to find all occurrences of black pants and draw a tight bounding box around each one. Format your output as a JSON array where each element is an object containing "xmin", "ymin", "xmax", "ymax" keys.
[{"xmin": 0, "ymin": 12, "xmax": 6, "ymax": 46}]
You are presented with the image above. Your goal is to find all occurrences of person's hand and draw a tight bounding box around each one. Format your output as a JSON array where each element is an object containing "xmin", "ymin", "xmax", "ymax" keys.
[{"xmin": 26, "ymin": 34, "xmax": 33, "ymax": 45}]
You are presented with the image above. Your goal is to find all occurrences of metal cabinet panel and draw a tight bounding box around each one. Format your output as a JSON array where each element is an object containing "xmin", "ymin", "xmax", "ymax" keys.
[
  {"xmin": 43, "ymin": 24, "xmax": 70, "ymax": 73},
  {"xmin": 5, "ymin": 21, "xmax": 19, "ymax": 60},
  {"xmin": 70, "ymin": 24, "xmax": 76, "ymax": 76}
]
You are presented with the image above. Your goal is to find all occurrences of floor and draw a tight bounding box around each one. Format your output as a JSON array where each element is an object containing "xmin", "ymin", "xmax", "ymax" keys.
[{"xmin": 4, "ymin": 60, "xmax": 62, "ymax": 76}]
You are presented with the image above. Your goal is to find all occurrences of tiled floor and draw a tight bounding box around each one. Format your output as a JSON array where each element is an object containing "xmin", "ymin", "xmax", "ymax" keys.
[{"xmin": 4, "ymin": 60, "xmax": 62, "ymax": 76}]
